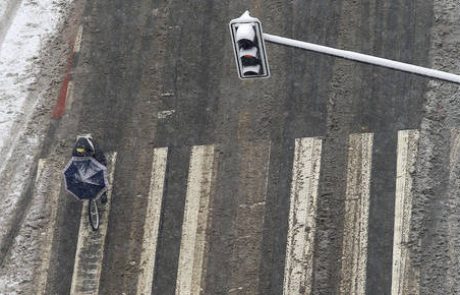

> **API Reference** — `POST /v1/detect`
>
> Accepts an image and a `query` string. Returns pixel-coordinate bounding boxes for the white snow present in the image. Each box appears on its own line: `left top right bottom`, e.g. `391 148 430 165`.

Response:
0 1 8 20
0 0 74 293
0 0 68 172
0 0 18 42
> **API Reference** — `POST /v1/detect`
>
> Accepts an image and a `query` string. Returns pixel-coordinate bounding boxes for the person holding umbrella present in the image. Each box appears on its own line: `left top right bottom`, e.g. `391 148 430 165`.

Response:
71 134 108 203
63 134 110 230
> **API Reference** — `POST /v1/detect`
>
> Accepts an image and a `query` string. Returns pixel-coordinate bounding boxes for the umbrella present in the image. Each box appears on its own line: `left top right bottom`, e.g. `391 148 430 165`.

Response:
63 156 109 200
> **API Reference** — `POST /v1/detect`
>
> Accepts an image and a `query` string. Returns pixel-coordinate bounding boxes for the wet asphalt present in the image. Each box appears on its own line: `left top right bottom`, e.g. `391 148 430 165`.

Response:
42 0 441 294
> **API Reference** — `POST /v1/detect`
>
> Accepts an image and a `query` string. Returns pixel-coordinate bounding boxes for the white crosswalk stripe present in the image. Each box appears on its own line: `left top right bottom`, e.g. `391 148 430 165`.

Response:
175 145 217 295
33 157 64 295
70 152 117 295
283 137 322 295
391 130 420 295
137 147 169 295
339 133 373 295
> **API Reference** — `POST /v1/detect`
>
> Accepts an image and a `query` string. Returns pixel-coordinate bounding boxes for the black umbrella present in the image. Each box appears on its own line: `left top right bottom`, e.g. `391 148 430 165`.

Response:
63 157 108 200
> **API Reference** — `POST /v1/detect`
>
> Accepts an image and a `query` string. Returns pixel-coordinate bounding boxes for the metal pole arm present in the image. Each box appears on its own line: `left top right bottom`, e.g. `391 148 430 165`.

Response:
263 33 460 85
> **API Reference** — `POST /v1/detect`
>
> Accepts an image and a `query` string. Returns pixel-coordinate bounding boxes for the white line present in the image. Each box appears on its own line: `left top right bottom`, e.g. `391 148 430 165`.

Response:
35 158 46 183
283 137 322 295
70 152 117 295
65 81 74 111
73 25 83 53
136 147 168 295
391 130 419 295
34 158 64 295
339 133 373 295
176 145 216 295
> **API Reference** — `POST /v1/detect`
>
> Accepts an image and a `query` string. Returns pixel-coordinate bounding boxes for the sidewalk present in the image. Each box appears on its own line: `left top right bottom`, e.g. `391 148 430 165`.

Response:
0 0 77 293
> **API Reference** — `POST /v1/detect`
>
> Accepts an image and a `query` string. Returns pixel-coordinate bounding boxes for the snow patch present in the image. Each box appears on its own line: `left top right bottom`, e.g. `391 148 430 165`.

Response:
0 0 75 293
0 0 72 171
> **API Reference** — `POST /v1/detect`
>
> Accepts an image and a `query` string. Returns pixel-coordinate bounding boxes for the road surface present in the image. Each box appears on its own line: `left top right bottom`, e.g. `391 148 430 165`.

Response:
15 0 460 294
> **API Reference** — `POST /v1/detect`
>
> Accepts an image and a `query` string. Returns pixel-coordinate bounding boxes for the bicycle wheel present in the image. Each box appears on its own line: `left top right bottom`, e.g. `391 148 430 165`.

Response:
88 199 100 231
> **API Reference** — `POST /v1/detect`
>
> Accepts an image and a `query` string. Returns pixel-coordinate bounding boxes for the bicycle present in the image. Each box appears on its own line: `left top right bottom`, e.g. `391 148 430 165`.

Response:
88 192 107 231
88 198 100 231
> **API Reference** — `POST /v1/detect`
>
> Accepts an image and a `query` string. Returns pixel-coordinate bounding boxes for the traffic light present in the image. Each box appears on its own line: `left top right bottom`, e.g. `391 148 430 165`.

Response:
229 11 270 79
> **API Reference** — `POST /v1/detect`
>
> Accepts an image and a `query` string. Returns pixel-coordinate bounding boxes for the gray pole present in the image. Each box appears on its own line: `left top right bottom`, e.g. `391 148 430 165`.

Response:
263 33 460 85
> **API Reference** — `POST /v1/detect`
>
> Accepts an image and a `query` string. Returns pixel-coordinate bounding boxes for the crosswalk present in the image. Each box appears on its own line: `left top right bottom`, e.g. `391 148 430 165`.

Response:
391 130 420 295
137 147 168 295
33 130 426 294
175 145 216 295
33 158 64 295
70 152 117 295
283 137 322 295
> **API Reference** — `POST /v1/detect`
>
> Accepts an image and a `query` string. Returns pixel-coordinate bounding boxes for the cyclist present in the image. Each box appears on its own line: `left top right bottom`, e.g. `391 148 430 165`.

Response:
72 134 108 203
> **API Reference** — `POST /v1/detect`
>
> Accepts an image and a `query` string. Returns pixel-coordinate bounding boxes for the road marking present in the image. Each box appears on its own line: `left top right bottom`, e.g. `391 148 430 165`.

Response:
136 147 168 295
52 24 82 119
157 109 175 119
229 141 271 293
73 25 83 53
52 66 72 119
175 145 216 295
339 133 373 295
65 81 74 111
283 137 322 295
34 158 64 295
35 158 46 182
391 130 420 295
69 152 117 295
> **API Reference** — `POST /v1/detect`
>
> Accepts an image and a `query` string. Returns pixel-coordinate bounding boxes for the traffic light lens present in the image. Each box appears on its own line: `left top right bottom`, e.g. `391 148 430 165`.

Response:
244 71 258 76
241 55 260 67
242 65 261 76
238 39 256 50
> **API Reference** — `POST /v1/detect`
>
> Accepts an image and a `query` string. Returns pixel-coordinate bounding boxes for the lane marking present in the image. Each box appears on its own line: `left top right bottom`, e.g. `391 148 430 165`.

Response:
73 25 83 53
391 130 419 295
175 145 216 295
35 158 46 183
283 137 322 295
34 158 64 295
65 81 74 111
52 24 82 119
70 152 117 295
339 133 373 295
52 62 72 119
136 147 168 295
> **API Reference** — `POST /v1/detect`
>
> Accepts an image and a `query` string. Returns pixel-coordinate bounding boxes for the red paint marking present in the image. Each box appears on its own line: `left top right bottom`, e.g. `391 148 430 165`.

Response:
51 24 85 119
52 44 75 119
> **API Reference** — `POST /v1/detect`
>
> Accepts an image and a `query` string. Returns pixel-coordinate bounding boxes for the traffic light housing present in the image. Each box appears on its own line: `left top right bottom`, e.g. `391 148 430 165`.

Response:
229 11 270 79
